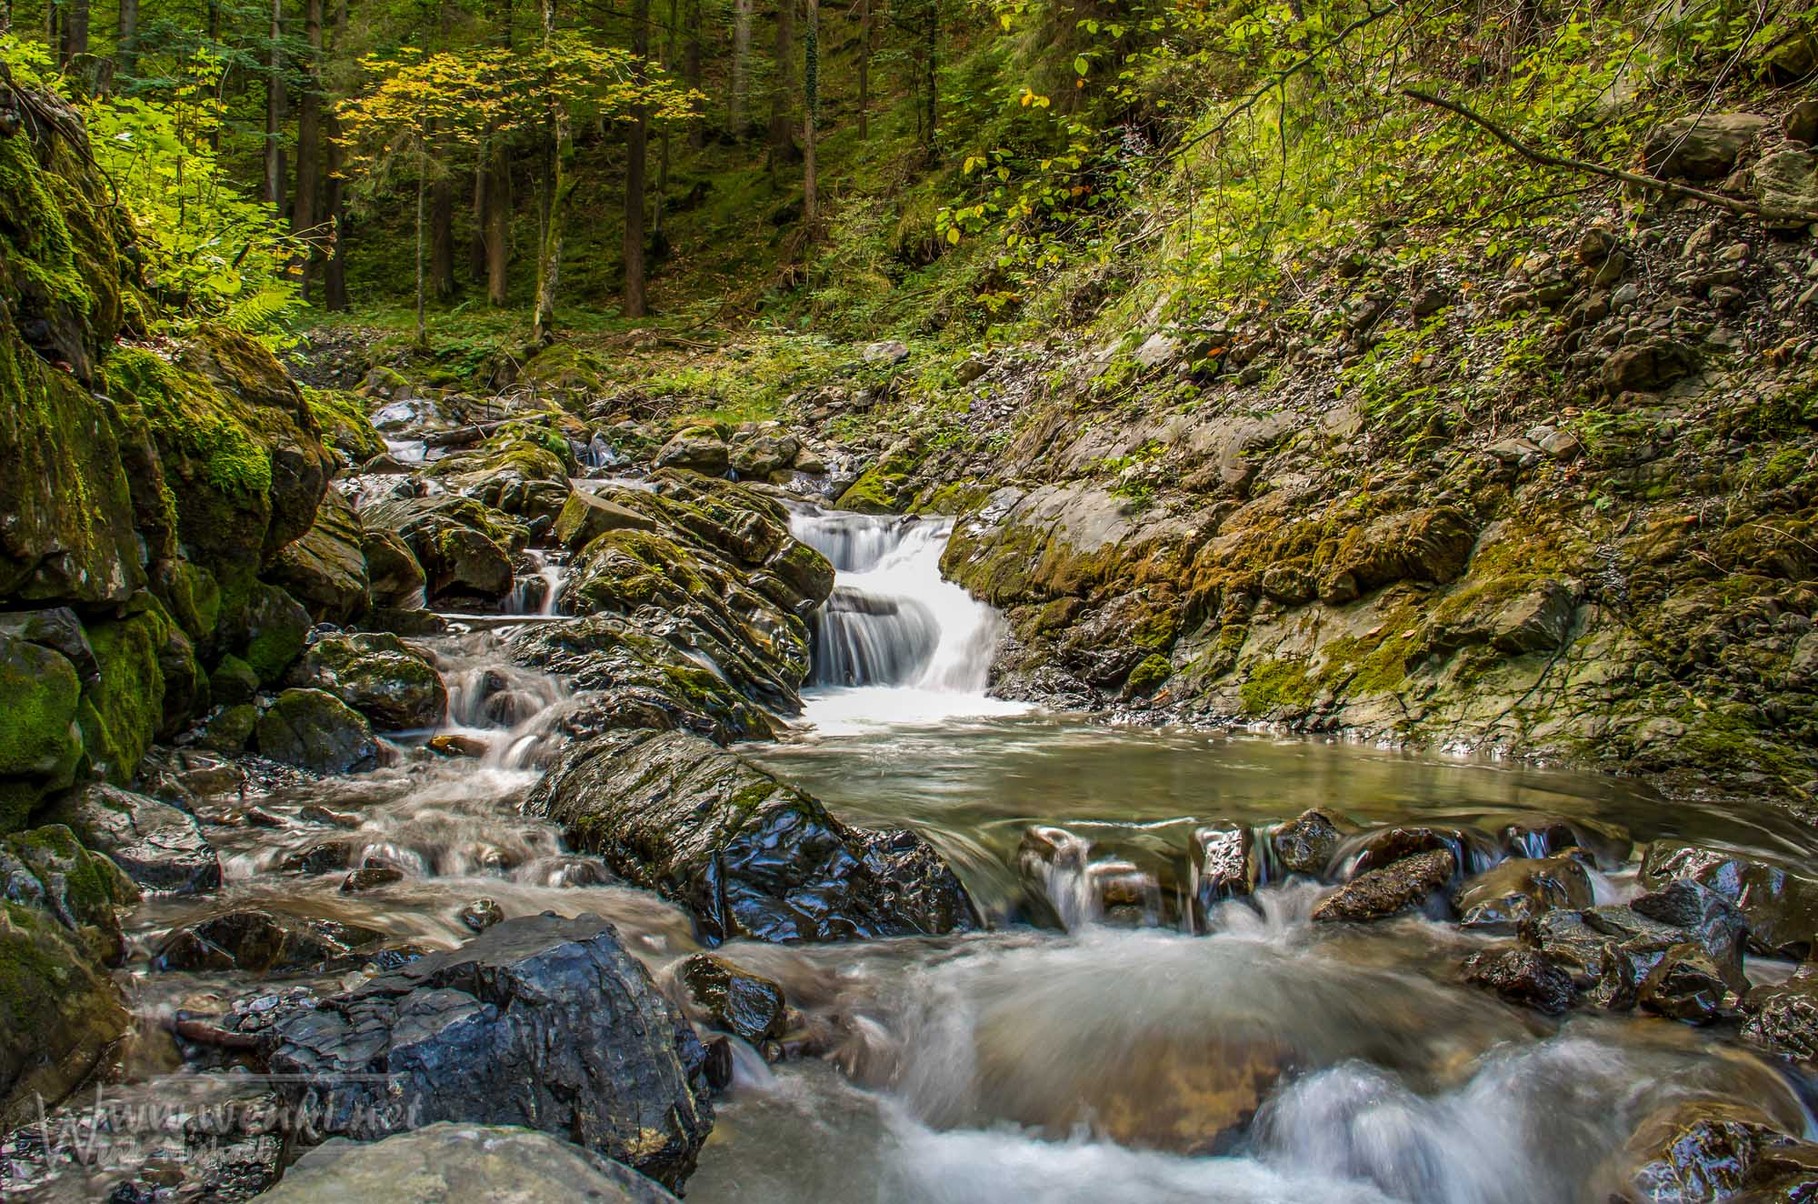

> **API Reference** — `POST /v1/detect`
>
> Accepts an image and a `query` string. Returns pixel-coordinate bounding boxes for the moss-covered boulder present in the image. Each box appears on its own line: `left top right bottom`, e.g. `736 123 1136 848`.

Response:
553 490 657 551
75 600 175 785
361 526 427 609
425 431 574 523
304 387 384 465
0 632 84 830
235 581 312 685
0 902 130 1129
288 632 446 731
272 486 370 624
361 495 526 606
255 688 380 774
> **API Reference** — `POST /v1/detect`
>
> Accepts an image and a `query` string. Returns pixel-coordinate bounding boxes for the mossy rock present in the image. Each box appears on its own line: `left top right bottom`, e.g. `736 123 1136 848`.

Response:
210 653 262 707
1126 653 1174 696
0 633 83 829
255 688 380 775
289 632 447 731
75 603 171 785
361 527 427 609
156 559 223 649
0 902 130 1130
304 387 385 465
834 464 912 514
196 703 260 752
271 486 370 625
237 582 312 685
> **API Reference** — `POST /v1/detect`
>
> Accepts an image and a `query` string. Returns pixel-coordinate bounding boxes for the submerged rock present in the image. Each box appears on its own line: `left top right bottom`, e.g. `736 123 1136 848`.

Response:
288 631 446 730
1313 848 1456 923
152 907 386 974
677 952 788 1044
252 1123 676 1203
267 913 714 1190
1453 853 1593 933
47 782 221 896
1461 946 1576 1015
526 729 976 944
255 688 380 774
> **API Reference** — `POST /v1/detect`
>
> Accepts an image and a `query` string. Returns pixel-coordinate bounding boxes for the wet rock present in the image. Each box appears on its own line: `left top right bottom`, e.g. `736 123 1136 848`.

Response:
289 631 446 730
677 952 788 1044
152 907 386 974
553 489 658 550
0 634 86 829
1531 904 1690 1010
1313 848 1456 923
1461 946 1576 1014
47 783 221 896
653 427 731 476
253 1122 677 1203
1454 854 1593 933
1630 879 1749 990
1344 826 1479 879
361 526 427 608
1601 337 1697 395
1638 943 1741 1023
428 732 489 758
196 702 259 752
729 432 800 478
1498 816 1631 868
271 485 370 625
267 913 714 1190
1644 112 1770 180
361 495 526 605
279 841 353 875
255 688 380 775
1742 965 1818 1068
527 729 976 945
1268 809 1341 877
1192 823 1259 916
236 581 313 685
341 864 405 893
1615 1099 1805 1204
458 897 503 932
1639 842 1818 957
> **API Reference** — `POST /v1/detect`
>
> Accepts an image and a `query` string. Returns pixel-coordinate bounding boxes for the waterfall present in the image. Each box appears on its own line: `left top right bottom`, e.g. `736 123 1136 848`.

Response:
789 509 1025 729
508 549 568 617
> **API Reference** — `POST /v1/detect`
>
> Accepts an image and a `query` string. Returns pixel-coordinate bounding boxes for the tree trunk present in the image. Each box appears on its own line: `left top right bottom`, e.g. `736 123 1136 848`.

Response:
292 0 322 300
768 0 794 174
684 0 703 148
921 0 937 164
486 141 510 305
265 0 285 207
730 0 753 134
469 166 488 282
415 157 428 348
654 0 678 242
802 0 817 233
856 0 870 141
532 0 567 341
622 0 650 318
116 0 138 77
59 0 88 67
431 177 456 299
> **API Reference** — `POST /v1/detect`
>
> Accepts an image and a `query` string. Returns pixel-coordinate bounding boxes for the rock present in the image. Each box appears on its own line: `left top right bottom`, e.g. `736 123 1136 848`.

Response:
457 897 503 932
553 489 658 550
1454 854 1594 932
1576 226 1619 265
255 688 380 774
252 1123 677 1203
271 486 370 624
1134 333 1181 370
1602 337 1697 395
862 340 910 366
196 703 259 752
653 428 731 477
1786 99 1818 146
1638 842 1818 957
1268 809 1341 877
152 907 386 973
1313 848 1456 923
1488 580 1578 654
0 631 84 829
279 840 353 875
1616 1100 1805 1204
267 914 714 1190
237 581 313 685
1192 823 1258 916
341 864 405 892
424 437 574 523
1752 148 1818 224
1630 879 1749 990
361 495 525 605
288 631 447 730
47 783 221 896
1644 112 1770 180
1742 965 1818 1067
526 729 976 944
361 526 427 608
729 433 800 478
1637 942 1741 1023
1461 946 1576 1014
211 653 262 706
429 732 489 758
1344 826 1478 879
676 952 788 1043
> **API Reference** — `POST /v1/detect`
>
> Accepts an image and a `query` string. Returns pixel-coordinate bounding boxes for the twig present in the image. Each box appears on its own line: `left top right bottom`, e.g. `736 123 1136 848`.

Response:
1402 87 1818 222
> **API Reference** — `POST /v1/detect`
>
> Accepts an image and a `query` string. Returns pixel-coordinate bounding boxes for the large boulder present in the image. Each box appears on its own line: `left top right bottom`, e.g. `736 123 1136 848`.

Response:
653 427 731 476
361 495 526 605
254 688 380 774
271 486 370 624
361 526 428 609
0 631 85 830
553 490 658 551
525 729 976 944
1612 1099 1815 1203
1743 964 1818 1068
253 1124 677 1203
288 632 446 731
424 434 573 523
1644 112 1771 179
1640 842 1818 957
268 914 714 1190
46 783 221 896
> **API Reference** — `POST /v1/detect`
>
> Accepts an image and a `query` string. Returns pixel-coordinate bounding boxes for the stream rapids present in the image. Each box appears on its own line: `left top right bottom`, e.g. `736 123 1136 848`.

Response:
113 507 1818 1204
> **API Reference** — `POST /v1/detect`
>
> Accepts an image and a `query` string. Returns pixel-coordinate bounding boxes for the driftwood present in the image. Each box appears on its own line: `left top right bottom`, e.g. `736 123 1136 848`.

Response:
421 419 516 450
1402 87 1818 224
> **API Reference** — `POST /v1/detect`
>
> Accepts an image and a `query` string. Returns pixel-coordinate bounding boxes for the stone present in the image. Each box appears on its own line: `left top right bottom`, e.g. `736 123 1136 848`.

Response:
255 688 380 775
1454 854 1594 932
729 433 800 478
457 896 503 932
361 495 525 605
1488 581 1579 654
341 864 405 893
1742 966 1818 1068
210 653 262 706
361 526 427 608
1752 149 1818 224
1617 1100 1803 1204
553 489 658 550
1786 99 1818 146
152 907 385 973
251 1123 677 1203
1312 848 1456 923
1134 333 1182 369
288 631 447 730
1644 112 1771 180
677 952 788 1044
0 632 84 828
1602 337 1697 395
1268 810 1341 877
47 783 221 896
1638 842 1818 957
1461 946 1576 1014
653 428 731 476
1637 942 1741 1023
1630 879 1749 990
526 729 976 945
271 486 370 625
237 582 313 685
1345 826 1476 879
1192 823 1258 917
267 914 714 1190
862 340 910 366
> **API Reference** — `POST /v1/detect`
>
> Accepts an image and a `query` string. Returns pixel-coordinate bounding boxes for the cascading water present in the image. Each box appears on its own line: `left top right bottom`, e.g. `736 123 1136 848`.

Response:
790 509 1026 730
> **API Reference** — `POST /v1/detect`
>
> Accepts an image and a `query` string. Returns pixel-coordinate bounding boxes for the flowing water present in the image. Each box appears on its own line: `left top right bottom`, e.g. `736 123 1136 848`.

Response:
121 509 1818 1203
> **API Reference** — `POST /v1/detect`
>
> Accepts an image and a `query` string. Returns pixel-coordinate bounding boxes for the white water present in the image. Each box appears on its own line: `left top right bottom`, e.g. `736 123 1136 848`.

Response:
789 510 1027 733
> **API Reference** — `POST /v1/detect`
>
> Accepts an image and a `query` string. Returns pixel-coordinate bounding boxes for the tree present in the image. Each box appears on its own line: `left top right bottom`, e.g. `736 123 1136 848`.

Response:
292 0 324 299
621 0 649 318
767 0 793 173
730 0 753 132
802 0 817 231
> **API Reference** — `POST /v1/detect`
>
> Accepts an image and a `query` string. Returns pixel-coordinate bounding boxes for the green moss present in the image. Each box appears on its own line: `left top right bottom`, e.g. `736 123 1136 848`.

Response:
0 635 83 798
0 901 129 1128
1126 653 1174 696
74 607 169 784
239 582 311 684
1238 656 1318 715
0 133 93 315
304 387 384 463
104 346 273 498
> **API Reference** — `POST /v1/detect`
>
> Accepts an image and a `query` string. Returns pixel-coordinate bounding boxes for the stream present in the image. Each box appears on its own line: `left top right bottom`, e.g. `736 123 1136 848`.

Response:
123 506 1818 1204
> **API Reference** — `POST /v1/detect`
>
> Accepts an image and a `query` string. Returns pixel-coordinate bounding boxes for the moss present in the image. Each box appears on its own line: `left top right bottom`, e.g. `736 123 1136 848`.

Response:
105 346 274 498
239 582 311 685
304 387 384 463
74 606 169 784
1238 657 1318 715
835 464 913 514
1126 653 1174 696
0 901 129 1128
0 132 94 316
0 634 83 796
